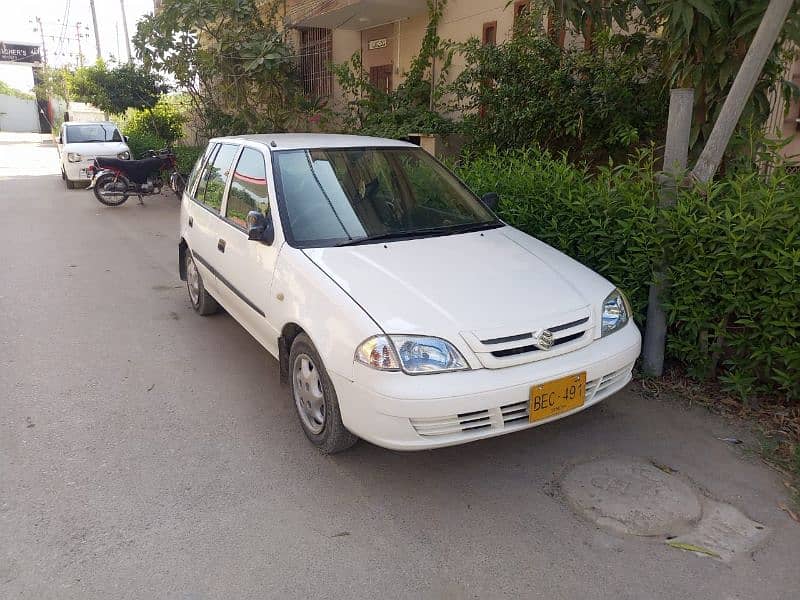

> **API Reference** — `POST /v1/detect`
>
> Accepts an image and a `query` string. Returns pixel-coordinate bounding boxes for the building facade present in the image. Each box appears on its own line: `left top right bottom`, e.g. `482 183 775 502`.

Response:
282 0 544 109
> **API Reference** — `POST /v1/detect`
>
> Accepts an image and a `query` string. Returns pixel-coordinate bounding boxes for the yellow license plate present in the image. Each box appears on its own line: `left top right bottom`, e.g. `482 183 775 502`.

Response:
529 372 586 422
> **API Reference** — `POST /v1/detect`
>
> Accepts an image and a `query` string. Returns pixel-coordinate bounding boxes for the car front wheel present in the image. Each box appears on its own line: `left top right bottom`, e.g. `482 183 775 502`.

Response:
289 333 358 454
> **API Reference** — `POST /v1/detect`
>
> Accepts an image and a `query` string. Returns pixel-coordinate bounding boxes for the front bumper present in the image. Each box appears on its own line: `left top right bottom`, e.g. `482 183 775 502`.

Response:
331 322 641 450
63 159 95 182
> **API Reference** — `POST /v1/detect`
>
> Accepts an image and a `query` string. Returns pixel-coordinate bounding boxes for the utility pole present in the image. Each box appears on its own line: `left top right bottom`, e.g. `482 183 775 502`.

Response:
89 0 102 60
34 16 48 67
75 22 84 67
119 0 133 63
691 0 794 183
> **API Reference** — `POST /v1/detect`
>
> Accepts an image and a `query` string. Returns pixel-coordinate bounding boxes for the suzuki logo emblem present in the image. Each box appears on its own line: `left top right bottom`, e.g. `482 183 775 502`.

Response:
534 329 554 350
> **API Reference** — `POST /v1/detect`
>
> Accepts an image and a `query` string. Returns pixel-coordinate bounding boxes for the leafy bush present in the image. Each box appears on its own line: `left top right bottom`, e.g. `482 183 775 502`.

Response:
456 148 800 401
120 97 187 159
173 145 203 175
124 131 166 160
333 0 455 139
451 20 667 161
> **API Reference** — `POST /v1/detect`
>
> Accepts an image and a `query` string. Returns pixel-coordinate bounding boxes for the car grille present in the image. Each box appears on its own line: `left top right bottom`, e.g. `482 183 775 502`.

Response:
409 363 633 438
461 307 594 368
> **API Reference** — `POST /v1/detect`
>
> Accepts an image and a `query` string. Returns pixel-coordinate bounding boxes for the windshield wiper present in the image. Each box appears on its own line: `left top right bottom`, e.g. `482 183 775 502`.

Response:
335 221 500 247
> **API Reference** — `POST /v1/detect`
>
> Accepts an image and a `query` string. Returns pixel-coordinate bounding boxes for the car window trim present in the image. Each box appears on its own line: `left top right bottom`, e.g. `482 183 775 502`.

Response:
269 145 501 249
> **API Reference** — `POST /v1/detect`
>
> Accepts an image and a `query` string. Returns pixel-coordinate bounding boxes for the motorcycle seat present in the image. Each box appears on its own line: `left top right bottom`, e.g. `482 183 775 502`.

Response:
95 157 166 184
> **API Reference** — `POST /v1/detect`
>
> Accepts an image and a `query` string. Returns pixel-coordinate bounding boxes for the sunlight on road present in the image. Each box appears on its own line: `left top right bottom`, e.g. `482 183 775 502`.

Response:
0 132 61 179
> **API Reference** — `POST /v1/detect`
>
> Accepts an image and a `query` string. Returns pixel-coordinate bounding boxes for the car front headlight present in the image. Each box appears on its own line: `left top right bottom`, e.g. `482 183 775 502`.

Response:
67 152 82 162
601 289 630 337
117 151 130 160
355 335 469 374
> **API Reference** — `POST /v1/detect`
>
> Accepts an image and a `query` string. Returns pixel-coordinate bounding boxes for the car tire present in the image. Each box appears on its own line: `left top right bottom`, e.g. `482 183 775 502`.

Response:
61 168 66 180
66 178 76 189
185 252 219 316
289 333 358 454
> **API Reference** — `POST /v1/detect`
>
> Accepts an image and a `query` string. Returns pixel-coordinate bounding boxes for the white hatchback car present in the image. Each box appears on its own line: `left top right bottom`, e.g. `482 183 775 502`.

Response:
58 121 131 188
179 134 641 453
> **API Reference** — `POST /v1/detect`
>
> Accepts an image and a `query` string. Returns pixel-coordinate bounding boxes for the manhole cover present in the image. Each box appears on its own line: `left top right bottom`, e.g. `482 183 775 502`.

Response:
562 458 702 537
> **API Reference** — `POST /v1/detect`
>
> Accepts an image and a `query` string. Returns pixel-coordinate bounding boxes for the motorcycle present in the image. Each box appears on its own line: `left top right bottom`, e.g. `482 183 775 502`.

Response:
88 148 185 207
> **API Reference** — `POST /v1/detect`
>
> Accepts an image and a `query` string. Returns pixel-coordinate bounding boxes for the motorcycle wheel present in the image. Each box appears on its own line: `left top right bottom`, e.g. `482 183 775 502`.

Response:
94 174 129 207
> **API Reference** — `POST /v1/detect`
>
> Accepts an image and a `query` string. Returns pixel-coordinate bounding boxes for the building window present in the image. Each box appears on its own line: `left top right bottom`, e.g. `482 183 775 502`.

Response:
299 27 332 98
482 21 497 46
513 0 530 23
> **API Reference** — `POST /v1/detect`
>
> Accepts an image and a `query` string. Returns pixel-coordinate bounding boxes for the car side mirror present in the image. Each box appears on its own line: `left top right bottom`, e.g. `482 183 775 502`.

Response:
481 192 499 211
123 135 128 142
247 210 275 245
58 134 63 144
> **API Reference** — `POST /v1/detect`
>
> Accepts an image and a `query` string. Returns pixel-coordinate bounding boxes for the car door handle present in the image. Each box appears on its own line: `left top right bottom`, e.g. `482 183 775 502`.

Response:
188 216 193 227
217 238 226 253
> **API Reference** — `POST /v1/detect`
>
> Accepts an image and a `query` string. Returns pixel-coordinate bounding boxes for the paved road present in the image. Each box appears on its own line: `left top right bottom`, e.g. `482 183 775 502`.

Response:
1 132 798 599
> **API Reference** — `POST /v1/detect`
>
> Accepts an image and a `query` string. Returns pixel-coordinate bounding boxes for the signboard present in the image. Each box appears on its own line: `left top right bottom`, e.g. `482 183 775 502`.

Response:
0 41 42 66
368 38 387 51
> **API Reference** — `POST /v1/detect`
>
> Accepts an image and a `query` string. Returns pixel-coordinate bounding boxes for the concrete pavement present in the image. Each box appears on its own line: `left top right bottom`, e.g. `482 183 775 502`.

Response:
1 132 798 599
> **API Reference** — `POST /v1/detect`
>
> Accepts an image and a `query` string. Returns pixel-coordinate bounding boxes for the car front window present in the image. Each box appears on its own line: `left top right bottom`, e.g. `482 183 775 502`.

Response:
273 147 499 248
65 124 121 143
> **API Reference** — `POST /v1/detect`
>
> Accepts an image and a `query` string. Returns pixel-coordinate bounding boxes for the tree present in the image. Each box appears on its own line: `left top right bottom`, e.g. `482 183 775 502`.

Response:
133 0 314 137
32 66 71 104
557 0 800 159
69 60 166 114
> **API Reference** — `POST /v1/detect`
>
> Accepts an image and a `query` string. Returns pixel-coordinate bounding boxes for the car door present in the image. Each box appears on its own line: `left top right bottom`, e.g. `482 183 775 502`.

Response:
214 145 282 354
184 142 240 298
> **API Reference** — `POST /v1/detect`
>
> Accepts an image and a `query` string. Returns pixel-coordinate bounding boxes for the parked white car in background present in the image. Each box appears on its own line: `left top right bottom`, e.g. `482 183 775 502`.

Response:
58 121 130 189
178 134 641 453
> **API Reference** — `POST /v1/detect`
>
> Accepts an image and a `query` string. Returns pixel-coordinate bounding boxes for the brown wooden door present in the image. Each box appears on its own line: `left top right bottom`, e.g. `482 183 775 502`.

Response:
369 65 393 94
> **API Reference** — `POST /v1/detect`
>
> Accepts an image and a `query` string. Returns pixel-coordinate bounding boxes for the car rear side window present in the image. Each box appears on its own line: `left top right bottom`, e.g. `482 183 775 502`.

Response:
186 143 216 199
225 147 269 230
198 143 239 212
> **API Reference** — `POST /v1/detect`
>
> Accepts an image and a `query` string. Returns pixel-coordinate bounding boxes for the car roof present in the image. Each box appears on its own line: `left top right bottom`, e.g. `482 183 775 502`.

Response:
209 133 416 150
63 121 118 127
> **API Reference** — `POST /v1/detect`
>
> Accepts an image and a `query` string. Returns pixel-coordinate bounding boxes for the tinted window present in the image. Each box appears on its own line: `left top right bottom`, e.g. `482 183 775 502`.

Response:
273 147 496 247
65 124 121 143
194 144 219 203
199 143 238 212
225 148 269 229
186 144 216 198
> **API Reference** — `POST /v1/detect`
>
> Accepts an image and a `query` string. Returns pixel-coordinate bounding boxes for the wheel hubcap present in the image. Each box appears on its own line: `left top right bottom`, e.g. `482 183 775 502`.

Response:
293 354 326 434
187 257 200 306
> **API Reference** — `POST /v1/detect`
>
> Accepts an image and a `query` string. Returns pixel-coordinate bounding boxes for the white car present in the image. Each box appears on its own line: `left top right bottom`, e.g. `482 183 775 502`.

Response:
58 121 131 188
179 134 641 453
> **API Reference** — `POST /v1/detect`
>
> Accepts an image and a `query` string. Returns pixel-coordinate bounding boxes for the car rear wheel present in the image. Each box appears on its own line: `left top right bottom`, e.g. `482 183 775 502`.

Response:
290 333 357 454
65 177 76 189
185 252 219 316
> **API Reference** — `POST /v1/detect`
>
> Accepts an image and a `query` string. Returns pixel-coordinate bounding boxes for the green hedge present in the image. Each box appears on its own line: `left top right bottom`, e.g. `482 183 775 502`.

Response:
173 145 203 175
456 148 800 401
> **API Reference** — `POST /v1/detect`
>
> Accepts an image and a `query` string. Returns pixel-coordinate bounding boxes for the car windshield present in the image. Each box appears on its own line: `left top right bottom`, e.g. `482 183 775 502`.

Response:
273 147 500 247
65 124 122 143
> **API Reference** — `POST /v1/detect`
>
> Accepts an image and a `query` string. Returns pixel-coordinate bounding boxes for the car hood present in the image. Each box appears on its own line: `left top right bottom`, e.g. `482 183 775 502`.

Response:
302 225 615 336
63 141 129 157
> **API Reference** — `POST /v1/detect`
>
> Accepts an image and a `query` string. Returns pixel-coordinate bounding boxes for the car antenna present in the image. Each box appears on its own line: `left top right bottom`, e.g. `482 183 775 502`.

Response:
270 140 277 148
